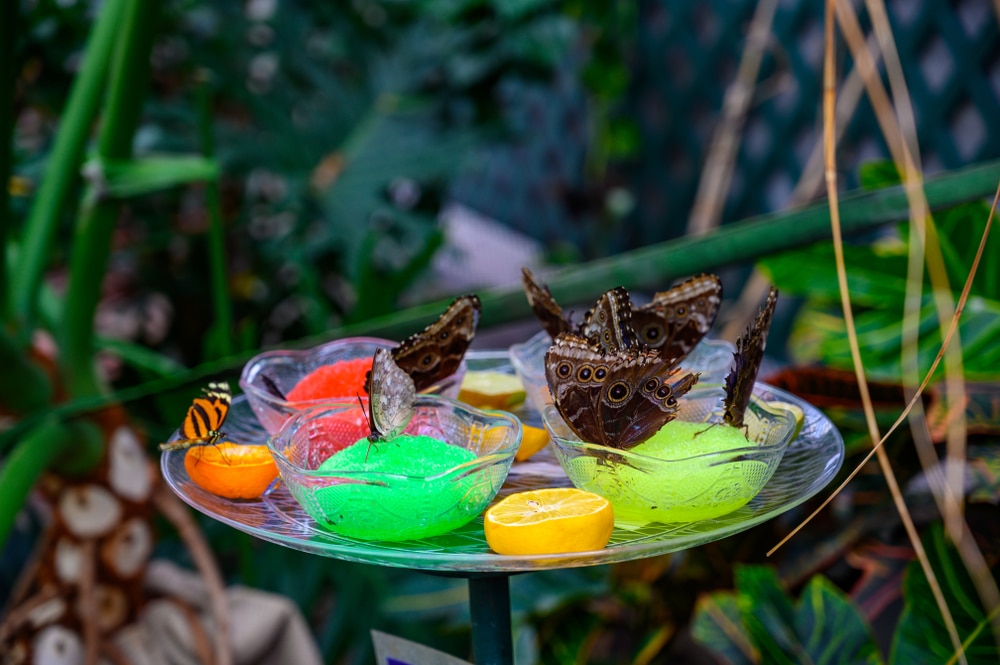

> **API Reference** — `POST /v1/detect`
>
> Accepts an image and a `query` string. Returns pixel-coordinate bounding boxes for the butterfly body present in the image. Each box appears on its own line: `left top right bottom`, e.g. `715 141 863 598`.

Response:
390 294 481 393
160 382 232 452
545 334 700 450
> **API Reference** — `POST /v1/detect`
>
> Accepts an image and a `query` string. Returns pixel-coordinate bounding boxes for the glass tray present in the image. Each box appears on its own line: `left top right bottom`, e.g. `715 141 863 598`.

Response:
161 351 844 573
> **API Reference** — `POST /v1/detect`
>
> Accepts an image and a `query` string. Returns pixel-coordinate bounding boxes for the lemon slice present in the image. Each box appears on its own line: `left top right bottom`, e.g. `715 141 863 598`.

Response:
515 424 549 461
458 371 527 409
484 488 614 555
768 400 805 438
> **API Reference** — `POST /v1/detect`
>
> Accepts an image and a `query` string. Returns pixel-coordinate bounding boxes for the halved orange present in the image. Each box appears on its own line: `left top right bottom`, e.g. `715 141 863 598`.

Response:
484 488 614 555
185 442 278 499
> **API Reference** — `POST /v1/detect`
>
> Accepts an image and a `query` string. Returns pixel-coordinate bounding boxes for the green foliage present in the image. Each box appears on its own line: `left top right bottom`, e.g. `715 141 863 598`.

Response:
692 566 882 665
891 524 1000 665
758 161 1000 381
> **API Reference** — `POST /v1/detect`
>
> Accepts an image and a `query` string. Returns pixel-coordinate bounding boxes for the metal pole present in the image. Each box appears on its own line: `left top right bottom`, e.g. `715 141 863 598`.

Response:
468 573 513 665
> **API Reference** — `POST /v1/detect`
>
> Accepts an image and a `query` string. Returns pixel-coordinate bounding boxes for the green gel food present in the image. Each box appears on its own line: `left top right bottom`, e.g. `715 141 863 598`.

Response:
567 421 772 524
307 434 482 541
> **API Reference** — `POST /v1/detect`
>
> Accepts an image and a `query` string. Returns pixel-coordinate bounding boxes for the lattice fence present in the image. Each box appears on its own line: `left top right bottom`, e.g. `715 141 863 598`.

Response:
451 0 1000 257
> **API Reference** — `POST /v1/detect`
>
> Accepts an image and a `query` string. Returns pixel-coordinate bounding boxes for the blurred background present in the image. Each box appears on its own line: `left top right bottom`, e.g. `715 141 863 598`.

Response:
5 0 1000 663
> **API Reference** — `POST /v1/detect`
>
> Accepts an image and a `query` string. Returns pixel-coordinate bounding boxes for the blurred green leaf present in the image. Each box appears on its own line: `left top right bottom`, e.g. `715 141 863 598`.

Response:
89 155 219 198
890 523 1000 664
692 567 883 665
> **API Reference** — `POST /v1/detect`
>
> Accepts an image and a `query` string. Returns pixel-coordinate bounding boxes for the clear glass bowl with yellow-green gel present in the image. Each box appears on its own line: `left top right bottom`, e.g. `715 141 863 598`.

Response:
267 397 521 541
542 386 797 524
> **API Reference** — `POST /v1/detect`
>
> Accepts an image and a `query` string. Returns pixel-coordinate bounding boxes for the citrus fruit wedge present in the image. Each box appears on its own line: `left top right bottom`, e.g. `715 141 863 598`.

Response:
185 442 279 499
458 371 527 409
515 424 549 462
484 488 614 555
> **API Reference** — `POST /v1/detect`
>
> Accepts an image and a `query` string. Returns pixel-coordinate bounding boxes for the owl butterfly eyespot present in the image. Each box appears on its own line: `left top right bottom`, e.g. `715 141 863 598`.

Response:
723 286 778 429
387 294 481 393
631 273 722 360
365 348 417 445
545 333 700 450
160 381 232 452
578 287 641 354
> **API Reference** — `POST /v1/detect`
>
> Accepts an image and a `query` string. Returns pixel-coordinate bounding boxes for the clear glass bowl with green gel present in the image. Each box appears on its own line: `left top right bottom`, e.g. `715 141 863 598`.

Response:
542 386 797 524
267 397 521 541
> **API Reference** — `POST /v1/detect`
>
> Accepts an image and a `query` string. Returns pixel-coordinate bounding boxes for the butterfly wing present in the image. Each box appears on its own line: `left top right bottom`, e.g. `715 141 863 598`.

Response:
367 348 417 442
392 294 481 393
160 381 232 451
545 334 700 450
632 273 722 359
579 287 641 353
521 266 573 339
723 286 778 429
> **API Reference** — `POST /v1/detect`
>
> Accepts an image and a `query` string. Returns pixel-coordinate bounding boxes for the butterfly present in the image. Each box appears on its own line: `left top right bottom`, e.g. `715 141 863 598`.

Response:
631 273 722 359
578 287 641 354
390 294 481 393
722 286 778 430
521 266 574 339
159 382 232 452
544 333 701 450
364 348 417 445
523 267 720 360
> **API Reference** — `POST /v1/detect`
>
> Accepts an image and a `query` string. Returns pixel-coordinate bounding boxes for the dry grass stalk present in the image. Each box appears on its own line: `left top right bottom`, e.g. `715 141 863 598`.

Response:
687 0 778 237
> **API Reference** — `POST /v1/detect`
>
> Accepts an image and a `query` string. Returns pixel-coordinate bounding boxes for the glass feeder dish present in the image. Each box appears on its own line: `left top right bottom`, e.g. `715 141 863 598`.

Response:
240 336 467 434
267 397 521 542
542 386 797 524
509 331 736 414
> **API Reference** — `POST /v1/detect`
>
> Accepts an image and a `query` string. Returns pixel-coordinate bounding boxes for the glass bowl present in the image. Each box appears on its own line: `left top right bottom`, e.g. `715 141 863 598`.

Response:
240 336 466 434
510 331 736 414
267 396 521 541
542 386 797 524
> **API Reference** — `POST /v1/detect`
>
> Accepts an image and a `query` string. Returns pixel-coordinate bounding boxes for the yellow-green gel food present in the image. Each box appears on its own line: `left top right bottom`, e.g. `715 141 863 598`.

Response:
570 421 771 524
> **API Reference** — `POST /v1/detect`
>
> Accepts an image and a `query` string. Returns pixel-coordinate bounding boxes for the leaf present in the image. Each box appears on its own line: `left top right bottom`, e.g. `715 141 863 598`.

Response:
890 523 1000 665
692 567 883 665
691 592 758 665
87 155 220 198
97 337 186 377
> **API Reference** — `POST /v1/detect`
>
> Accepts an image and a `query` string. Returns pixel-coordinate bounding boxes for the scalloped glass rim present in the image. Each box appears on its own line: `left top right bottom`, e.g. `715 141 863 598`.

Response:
240 335 394 408
267 396 522 483
239 335 467 434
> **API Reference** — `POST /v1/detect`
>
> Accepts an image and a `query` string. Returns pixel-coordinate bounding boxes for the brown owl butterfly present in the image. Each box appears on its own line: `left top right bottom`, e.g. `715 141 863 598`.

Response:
521 266 573 339
522 267 639 352
545 333 701 450
723 286 778 429
578 287 640 353
389 294 481 393
631 273 722 359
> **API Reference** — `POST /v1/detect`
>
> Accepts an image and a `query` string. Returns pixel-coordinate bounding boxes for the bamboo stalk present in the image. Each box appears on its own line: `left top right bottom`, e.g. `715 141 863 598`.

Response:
0 0 16 319
59 0 161 398
196 70 233 358
11 0 125 335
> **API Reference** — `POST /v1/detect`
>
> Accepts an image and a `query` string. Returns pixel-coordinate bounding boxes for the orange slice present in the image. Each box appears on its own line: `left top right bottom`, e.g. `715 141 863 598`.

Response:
185 442 278 499
484 488 614 555
515 424 549 462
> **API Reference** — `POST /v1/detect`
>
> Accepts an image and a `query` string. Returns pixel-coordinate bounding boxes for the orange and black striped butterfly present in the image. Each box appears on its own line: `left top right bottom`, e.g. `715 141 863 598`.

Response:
159 381 232 452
